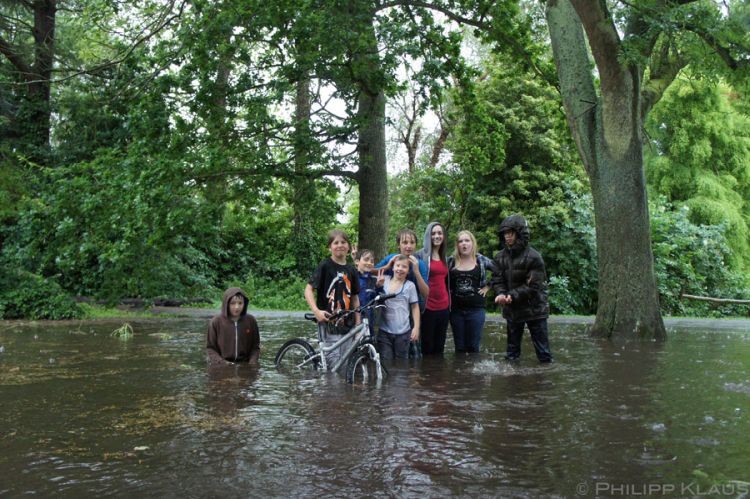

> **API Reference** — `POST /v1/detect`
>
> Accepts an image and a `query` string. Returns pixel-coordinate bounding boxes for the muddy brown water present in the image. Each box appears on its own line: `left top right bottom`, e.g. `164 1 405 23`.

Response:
1 314 749 497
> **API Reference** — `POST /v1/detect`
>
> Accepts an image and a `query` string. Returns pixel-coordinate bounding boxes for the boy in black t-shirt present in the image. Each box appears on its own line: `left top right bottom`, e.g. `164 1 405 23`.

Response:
304 229 360 368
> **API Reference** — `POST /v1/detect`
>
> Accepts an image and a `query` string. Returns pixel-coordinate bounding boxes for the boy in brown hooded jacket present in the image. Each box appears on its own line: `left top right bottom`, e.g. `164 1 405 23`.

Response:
206 287 260 365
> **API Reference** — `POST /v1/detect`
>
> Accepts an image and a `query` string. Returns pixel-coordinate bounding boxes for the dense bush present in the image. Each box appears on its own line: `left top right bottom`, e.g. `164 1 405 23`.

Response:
0 268 82 320
651 200 749 317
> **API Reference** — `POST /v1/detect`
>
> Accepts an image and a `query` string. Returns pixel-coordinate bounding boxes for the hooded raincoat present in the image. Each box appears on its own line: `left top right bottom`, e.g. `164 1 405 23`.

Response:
206 287 260 364
490 215 550 322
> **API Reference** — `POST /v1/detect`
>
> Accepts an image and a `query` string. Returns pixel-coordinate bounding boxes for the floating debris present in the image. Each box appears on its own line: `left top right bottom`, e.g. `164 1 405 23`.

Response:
112 323 134 340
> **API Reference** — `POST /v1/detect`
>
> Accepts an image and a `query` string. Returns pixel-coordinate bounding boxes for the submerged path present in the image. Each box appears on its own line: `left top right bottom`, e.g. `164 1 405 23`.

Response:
150 306 750 331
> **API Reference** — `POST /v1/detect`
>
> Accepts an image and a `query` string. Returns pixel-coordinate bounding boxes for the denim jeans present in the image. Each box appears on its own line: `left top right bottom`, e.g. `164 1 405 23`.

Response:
449 307 486 353
505 318 552 362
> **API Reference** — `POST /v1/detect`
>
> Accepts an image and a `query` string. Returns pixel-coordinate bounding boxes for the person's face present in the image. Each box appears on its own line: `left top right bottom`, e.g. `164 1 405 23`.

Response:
431 225 444 249
228 294 244 319
330 236 350 259
357 254 374 273
398 235 416 256
393 259 409 278
504 230 517 247
457 234 473 256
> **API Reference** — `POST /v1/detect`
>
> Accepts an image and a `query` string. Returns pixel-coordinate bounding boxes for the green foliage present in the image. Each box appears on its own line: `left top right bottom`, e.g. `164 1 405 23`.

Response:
646 77 750 274
389 53 596 314
0 268 82 320
243 275 308 311
650 198 749 317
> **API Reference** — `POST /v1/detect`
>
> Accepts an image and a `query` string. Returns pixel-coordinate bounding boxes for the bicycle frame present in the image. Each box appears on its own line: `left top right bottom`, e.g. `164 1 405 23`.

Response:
309 293 395 374
277 293 396 380
316 320 368 372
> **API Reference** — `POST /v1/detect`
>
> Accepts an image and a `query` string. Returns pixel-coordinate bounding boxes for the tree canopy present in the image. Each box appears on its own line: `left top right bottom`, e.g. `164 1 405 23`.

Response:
0 0 748 323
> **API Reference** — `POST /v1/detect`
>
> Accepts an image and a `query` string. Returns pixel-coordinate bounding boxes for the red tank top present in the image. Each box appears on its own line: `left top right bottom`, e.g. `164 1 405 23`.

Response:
425 258 450 310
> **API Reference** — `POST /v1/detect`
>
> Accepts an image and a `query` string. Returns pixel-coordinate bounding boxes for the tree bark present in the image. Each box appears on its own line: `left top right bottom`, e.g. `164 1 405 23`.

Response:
290 73 320 274
351 15 389 260
356 86 389 260
0 0 56 158
546 0 666 339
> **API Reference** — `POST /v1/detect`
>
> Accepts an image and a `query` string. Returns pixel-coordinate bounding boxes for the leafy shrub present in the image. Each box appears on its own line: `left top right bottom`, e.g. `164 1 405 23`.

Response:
650 199 749 317
0 269 82 320
234 275 308 311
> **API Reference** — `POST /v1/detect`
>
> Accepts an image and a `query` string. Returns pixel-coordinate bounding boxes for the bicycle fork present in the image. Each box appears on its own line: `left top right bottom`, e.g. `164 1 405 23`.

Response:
364 342 385 381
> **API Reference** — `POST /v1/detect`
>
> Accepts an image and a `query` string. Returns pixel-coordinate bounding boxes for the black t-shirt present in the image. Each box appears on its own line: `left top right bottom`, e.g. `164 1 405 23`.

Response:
309 257 361 318
449 265 485 309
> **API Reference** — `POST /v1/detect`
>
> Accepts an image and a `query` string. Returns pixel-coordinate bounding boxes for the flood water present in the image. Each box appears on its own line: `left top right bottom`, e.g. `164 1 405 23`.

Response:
1 313 749 497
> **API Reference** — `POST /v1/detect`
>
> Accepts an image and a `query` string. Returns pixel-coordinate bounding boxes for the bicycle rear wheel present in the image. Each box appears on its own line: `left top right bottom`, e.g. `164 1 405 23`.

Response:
275 338 319 372
346 347 386 384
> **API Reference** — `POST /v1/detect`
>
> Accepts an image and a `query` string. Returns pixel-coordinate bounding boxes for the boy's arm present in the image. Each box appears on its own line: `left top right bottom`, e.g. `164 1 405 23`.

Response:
206 319 227 364
375 254 395 270
352 294 361 325
305 283 329 322
411 257 430 298
490 254 508 295
410 302 421 341
247 316 261 365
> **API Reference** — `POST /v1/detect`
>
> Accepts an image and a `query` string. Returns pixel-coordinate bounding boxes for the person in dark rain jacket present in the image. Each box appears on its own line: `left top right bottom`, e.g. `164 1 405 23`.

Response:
206 287 260 365
491 215 552 363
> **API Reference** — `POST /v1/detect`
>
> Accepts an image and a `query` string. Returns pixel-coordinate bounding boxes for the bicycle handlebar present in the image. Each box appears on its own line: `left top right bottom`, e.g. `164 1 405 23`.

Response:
304 292 398 323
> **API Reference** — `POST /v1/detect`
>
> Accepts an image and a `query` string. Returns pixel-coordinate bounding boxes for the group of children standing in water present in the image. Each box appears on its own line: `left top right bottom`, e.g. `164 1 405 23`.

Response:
207 216 553 368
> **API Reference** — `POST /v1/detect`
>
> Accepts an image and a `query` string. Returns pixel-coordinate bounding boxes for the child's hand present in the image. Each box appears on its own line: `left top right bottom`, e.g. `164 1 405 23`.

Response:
494 294 512 305
376 268 385 287
410 328 420 341
408 255 419 269
479 285 490 297
313 309 331 322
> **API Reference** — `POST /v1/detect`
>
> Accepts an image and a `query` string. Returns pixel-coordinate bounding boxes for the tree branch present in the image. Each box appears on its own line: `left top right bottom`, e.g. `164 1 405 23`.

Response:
641 37 686 118
569 0 625 93
545 0 598 173
0 34 33 78
191 165 359 183
377 0 486 29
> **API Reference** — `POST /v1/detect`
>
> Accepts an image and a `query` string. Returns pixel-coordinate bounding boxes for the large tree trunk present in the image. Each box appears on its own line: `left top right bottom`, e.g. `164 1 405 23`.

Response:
356 87 389 260
0 0 56 159
352 16 388 260
29 0 55 153
546 0 666 339
290 74 320 274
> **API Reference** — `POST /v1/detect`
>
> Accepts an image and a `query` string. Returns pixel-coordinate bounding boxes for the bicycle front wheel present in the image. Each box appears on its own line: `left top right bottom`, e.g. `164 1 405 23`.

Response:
275 338 319 372
346 348 386 384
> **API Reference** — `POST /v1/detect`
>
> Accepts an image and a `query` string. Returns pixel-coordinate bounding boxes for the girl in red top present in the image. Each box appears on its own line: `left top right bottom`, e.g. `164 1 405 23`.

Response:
416 221 450 354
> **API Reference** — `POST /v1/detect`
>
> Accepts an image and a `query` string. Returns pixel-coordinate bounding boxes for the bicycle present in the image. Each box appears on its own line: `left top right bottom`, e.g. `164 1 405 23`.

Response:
274 293 396 384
